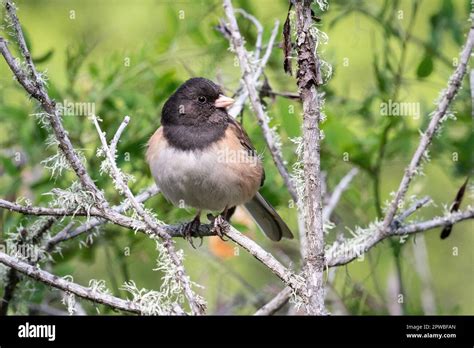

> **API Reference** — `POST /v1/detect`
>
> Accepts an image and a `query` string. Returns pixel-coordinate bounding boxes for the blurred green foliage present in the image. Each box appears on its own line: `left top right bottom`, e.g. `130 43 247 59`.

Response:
0 0 472 315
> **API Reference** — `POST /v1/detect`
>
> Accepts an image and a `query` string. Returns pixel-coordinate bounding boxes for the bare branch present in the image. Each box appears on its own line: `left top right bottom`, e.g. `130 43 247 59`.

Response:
391 196 432 229
294 0 326 315
254 205 474 313
381 24 474 231
327 207 474 267
0 197 305 298
225 227 303 292
29 303 71 316
0 251 142 315
0 4 106 204
46 185 160 249
254 287 292 315
235 8 263 60
227 21 280 118
0 199 87 216
5 192 470 302
223 0 297 202
4 1 41 87
92 115 205 315
110 115 130 156
323 168 359 221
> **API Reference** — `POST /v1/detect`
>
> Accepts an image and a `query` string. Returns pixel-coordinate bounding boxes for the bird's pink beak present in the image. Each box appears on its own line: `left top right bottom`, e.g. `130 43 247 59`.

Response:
214 94 235 109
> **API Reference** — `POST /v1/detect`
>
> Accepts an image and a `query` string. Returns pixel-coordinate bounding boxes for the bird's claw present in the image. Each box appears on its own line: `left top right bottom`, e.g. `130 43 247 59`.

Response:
182 219 202 248
211 215 229 241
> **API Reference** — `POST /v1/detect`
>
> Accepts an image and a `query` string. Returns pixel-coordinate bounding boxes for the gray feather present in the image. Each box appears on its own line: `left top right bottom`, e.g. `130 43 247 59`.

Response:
243 192 294 241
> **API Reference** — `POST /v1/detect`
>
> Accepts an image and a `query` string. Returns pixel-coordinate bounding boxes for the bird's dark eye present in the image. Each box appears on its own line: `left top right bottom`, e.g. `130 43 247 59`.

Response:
198 96 207 103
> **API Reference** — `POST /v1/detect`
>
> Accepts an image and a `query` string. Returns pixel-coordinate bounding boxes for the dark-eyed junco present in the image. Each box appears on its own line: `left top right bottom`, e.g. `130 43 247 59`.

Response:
146 77 293 241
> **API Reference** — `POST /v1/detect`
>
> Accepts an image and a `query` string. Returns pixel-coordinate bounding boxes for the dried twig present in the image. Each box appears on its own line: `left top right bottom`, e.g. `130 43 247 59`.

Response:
235 8 263 60
381 24 474 232
223 0 297 202
92 115 205 315
254 203 473 314
0 197 304 293
227 21 280 118
0 251 142 314
323 168 359 221
294 0 325 315
110 115 130 156
254 286 292 315
2 0 473 317
327 207 474 267
0 3 106 205
46 185 160 250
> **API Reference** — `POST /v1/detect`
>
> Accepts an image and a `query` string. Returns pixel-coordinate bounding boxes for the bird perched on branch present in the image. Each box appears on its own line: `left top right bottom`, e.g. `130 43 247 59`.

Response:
146 77 293 243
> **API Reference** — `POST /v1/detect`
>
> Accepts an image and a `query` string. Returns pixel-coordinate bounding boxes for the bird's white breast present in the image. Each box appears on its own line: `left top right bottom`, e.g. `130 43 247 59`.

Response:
147 127 262 212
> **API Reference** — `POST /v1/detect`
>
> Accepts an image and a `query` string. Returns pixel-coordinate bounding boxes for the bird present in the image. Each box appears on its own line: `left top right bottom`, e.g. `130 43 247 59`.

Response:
146 77 293 243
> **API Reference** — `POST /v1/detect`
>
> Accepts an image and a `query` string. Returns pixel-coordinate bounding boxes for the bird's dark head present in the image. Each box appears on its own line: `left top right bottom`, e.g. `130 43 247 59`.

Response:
161 77 234 127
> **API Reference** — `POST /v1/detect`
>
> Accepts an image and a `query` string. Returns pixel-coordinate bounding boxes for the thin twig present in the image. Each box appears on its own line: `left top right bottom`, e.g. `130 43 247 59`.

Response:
110 115 130 156
381 24 474 232
0 268 20 315
223 1 297 202
391 196 432 229
235 8 263 60
255 206 474 312
0 251 142 314
327 207 474 267
225 227 303 292
5 1 41 85
323 168 359 221
91 115 205 315
254 286 292 315
0 4 106 205
0 197 304 294
46 185 160 250
2 195 472 304
227 21 280 118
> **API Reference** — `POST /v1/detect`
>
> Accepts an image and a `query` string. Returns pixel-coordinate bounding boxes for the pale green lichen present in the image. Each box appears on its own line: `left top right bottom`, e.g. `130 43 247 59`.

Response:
61 275 77 315
121 239 206 315
315 0 329 11
44 181 97 217
96 144 136 194
88 279 111 296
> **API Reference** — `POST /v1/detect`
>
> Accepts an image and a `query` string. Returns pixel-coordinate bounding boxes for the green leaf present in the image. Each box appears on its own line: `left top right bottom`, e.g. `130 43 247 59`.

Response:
33 49 54 64
416 54 434 78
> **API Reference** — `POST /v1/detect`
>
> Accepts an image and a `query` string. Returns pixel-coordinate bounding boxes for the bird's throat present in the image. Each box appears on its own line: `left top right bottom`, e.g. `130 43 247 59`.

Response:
163 122 228 151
